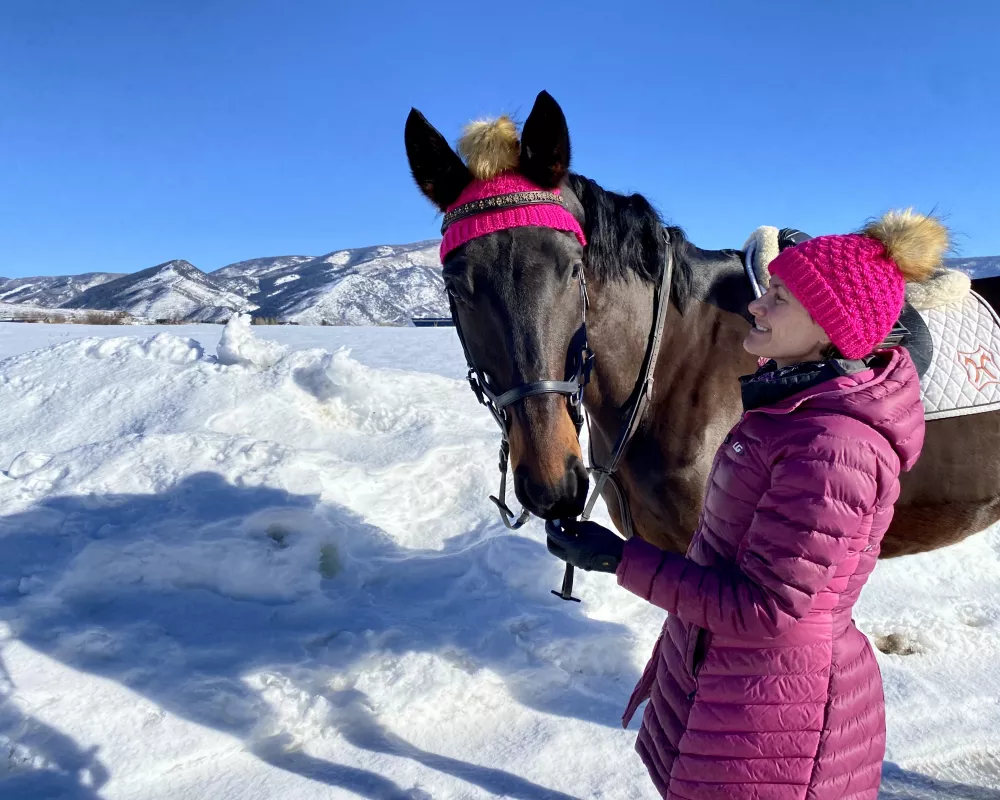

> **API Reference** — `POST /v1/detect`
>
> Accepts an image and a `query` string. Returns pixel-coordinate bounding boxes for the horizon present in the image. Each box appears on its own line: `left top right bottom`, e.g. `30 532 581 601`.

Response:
2 240 998 284
2 1 998 278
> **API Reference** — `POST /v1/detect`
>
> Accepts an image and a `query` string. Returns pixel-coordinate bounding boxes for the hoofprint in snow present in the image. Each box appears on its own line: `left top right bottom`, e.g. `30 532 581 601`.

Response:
0 318 997 800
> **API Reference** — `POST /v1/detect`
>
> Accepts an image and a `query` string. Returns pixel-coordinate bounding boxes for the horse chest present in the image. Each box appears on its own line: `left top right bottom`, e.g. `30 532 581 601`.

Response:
621 412 767 555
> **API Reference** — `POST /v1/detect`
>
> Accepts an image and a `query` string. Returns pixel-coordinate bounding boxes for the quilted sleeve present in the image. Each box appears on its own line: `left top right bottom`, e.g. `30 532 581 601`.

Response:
616 430 878 640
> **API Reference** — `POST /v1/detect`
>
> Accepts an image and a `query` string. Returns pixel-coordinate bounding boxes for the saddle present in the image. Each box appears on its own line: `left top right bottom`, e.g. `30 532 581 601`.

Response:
744 226 1000 421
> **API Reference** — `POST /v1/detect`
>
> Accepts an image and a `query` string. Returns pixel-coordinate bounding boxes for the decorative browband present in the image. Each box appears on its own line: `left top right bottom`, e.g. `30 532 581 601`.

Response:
441 191 567 234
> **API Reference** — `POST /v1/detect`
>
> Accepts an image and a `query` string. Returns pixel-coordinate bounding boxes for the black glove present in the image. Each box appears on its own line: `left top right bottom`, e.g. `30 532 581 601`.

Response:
545 519 624 573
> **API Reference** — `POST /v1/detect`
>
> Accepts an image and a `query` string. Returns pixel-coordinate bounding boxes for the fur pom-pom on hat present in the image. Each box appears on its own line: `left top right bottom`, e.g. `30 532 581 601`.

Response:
457 116 520 181
861 209 949 284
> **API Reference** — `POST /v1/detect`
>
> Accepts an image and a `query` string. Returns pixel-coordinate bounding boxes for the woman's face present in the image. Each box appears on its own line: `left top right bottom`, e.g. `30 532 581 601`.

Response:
744 276 832 367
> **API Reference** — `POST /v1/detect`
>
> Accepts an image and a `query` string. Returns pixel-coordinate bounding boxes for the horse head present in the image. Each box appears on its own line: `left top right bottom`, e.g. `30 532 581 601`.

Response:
404 91 590 521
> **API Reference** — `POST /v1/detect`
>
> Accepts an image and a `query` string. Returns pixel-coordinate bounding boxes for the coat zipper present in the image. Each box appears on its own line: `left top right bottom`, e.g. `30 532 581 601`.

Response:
686 627 709 700
684 418 742 703
684 378 863 702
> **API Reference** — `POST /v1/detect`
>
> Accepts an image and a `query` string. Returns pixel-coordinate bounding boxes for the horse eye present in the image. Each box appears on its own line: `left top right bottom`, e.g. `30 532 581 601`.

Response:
445 282 469 305
570 261 582 279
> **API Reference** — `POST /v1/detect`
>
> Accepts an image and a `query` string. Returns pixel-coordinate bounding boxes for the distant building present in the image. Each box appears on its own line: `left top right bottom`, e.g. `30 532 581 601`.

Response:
412 317 454 328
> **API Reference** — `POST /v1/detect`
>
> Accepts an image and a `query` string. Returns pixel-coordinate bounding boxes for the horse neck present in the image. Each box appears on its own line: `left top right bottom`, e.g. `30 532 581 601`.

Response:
584 240 755 465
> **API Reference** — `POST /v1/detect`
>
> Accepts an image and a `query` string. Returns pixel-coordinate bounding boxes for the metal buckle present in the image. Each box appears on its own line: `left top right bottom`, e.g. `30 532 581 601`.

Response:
880 321 910 349
581 347 595 385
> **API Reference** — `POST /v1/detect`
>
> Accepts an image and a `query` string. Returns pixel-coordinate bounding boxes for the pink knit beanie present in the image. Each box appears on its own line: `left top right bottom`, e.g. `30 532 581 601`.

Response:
440 172 586 262
769 211 949 359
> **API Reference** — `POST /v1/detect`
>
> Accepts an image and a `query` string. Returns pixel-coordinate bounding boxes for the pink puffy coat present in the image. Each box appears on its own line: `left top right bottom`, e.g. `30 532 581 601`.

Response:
617 348 925 799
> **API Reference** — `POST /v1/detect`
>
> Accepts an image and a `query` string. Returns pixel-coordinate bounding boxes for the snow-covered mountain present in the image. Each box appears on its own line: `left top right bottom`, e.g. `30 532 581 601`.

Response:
61 260 256 323
3 244 995 327
0 272 125 307
216 241 448 325
212 255 316 282
1 243 448 325
210 256 316 299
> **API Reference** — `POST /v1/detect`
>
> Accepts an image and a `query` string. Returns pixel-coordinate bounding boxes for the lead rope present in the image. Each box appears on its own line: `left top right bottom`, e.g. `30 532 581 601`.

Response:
552 230 674 601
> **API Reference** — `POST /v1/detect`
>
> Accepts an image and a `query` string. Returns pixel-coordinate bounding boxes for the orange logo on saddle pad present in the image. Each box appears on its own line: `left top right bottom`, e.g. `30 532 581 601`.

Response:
958 345 1000 391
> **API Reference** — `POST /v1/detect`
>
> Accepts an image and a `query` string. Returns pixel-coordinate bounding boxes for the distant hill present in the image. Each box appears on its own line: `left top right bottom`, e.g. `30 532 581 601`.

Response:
60 260 256 323
210 241 447 326
0 272 126 307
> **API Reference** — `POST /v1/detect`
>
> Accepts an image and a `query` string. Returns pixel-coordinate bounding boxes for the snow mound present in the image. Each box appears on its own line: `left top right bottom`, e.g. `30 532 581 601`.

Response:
217 313 288 369
86 332 204 364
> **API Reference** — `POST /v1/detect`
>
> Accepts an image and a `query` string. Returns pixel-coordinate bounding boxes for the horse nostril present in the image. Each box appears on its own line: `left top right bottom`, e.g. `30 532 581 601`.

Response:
512 457 590 521
512 465 545 514
564 455 590 515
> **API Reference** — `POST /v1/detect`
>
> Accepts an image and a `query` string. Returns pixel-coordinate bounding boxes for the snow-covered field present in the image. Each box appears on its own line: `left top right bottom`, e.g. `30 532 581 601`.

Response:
0 319 998 800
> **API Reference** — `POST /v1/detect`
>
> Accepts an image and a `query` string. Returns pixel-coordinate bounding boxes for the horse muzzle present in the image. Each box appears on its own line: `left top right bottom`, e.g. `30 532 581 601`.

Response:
513 454 589 521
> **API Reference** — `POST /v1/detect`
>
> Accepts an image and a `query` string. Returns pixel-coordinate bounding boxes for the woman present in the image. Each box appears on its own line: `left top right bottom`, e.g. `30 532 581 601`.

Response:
546 210 948 799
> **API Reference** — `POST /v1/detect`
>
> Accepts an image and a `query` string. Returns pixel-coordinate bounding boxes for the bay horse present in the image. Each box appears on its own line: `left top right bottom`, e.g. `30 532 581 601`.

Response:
404 91 1000 559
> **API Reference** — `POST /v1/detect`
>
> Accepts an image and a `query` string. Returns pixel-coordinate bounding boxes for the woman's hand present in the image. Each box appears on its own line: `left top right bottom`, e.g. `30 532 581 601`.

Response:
545 519 624 573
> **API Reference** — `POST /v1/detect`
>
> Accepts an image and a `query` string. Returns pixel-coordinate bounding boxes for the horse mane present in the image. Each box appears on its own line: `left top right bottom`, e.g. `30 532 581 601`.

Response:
566 173 692 310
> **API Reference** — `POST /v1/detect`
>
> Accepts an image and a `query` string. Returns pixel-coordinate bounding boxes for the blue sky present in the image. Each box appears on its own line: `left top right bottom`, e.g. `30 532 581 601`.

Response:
1 0 997 278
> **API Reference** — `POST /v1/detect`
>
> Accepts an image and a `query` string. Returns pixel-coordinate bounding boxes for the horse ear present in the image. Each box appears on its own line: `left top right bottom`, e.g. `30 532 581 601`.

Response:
405 109 472 211
519 91 571 188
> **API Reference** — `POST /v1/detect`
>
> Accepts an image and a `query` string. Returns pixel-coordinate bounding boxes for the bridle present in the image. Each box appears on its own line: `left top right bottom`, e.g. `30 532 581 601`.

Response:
445 196 595 530
442 189 674 601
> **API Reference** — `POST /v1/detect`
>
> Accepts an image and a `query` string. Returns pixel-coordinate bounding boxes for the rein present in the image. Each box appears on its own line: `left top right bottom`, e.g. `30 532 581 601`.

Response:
560 229 674 601
443 190 674 602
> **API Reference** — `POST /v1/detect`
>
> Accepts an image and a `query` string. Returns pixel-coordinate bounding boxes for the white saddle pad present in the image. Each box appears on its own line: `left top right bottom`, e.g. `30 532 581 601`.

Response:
919 291 1000 420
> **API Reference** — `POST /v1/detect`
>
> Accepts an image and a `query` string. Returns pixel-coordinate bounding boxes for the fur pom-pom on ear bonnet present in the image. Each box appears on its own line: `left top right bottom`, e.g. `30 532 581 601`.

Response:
769 209 951 359
439 115 585 262
457 116 520 181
